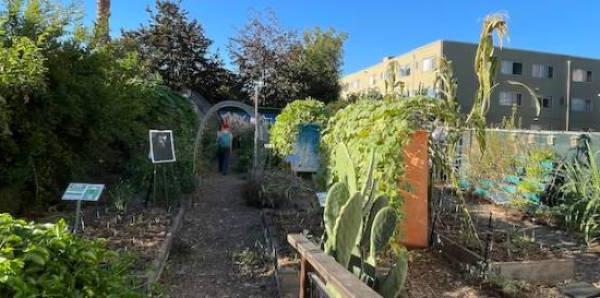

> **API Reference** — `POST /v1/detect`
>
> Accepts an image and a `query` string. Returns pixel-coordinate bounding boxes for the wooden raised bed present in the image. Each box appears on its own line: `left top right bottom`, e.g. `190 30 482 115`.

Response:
433 232 575 283
261 208 323 297
288 233 382 298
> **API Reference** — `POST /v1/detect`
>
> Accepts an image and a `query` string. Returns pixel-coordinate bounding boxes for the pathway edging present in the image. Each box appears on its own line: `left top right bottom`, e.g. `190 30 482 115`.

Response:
145 199 187 290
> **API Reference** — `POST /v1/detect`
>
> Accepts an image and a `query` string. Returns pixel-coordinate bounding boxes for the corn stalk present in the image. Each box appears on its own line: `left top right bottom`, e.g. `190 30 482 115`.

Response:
466 13 540 151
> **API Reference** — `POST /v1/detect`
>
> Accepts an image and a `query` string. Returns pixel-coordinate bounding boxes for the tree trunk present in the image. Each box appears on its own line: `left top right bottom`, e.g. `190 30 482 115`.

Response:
95 0 111 45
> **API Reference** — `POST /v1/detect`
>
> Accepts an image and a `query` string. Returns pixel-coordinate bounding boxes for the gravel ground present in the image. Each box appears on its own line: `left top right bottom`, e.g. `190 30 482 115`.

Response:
162 174 277 297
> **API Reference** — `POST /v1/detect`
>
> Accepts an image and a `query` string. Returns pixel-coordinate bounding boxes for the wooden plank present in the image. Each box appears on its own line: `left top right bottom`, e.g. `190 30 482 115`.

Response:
398 130 430 248
490 259 575 283
434 233 484 265
435 232 576 283
288 234 382 298
145 202 186 289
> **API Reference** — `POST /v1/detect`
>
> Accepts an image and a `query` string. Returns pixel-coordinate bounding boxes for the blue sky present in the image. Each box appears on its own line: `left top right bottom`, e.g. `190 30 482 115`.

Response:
81 0 600 75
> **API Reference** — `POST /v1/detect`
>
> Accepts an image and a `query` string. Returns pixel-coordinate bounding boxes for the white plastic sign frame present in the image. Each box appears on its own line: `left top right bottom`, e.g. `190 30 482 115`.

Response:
149 130 177 164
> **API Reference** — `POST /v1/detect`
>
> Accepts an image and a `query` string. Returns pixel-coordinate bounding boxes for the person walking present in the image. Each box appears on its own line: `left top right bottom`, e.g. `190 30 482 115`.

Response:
216 122 233 175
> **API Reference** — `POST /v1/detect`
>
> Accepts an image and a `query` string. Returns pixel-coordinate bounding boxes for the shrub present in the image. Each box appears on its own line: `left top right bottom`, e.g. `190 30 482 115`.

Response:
558 146 600 246
270 98 328 157
0 2 198 212
0 214 141 297
322 97 449 206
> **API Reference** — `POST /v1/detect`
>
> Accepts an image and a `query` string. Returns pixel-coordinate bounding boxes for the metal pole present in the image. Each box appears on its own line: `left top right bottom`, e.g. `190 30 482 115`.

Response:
73 200 82 233
253 85 259 174
566 60 572 131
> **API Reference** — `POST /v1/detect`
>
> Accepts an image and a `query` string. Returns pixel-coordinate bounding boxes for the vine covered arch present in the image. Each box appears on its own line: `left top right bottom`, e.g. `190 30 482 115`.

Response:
192 100 268 174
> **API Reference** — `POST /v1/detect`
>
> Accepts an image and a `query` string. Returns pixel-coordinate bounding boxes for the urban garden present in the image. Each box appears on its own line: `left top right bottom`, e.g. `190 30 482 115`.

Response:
0 0 599 297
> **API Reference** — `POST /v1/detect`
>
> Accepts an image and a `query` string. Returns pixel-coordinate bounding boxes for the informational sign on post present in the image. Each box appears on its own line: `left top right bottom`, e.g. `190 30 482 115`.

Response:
149 130 176 163
62 183 105 201
62 183 105 233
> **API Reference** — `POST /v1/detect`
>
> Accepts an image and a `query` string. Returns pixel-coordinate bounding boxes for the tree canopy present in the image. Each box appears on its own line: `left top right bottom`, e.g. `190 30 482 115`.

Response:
229 12 346 107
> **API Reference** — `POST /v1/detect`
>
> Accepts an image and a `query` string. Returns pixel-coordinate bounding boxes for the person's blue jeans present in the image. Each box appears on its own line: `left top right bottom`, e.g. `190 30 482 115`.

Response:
217 149 230 175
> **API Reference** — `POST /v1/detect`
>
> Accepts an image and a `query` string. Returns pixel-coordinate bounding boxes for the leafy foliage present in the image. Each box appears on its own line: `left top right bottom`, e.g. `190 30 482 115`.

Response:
229 11 346 107
291 28 347 102
0 1 197 213
0 214 141 297
270 98 328 157
323 97 451 205
123 0 240 102
558 145 600 246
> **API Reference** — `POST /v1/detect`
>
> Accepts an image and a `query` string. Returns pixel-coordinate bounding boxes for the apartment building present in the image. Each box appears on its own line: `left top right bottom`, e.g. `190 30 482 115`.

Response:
341 40 600 131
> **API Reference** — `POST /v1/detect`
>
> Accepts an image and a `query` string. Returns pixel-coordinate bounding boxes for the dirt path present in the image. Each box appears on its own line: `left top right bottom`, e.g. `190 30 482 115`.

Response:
162 173 277 297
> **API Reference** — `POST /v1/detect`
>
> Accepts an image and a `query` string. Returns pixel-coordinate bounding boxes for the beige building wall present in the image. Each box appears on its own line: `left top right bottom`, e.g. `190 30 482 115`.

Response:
341 40 600 131
341 41 442 98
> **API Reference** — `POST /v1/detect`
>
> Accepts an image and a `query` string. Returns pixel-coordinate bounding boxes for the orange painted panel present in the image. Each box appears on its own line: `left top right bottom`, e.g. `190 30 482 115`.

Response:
397 130 429 249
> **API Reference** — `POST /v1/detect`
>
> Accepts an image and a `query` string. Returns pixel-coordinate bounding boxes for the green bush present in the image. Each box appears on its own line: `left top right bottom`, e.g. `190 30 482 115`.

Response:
322 97 449 206
0 2 197 212
270 98 328 157
0 213 141 297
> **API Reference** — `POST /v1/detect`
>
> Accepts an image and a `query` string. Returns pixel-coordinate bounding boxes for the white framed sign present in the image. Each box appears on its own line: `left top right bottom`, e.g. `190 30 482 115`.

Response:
149 130 176 163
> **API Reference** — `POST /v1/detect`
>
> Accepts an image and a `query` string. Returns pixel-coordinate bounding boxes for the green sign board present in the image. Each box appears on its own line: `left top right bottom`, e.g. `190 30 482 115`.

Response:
62 183 105 201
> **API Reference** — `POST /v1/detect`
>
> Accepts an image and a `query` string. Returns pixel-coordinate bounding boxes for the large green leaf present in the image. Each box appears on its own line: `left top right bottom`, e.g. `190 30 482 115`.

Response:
333 192 362 268
360 196 389 254
376 249 408 298
368 207 397 265
335 142 358 194
323 181 350 253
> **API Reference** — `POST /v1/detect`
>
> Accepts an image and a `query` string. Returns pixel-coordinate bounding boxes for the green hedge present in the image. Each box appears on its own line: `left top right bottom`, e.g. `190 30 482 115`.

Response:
0 3 197 213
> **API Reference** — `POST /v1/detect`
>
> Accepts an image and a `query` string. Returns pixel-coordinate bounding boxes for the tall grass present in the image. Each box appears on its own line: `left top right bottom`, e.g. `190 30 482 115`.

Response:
559 145 600 246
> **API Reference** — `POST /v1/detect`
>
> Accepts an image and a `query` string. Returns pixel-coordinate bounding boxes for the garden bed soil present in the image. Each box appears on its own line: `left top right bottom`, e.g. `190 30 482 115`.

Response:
38 198 175 280
434 189 591 263
434 188 600 290
263 208 323 259
79 203 173 276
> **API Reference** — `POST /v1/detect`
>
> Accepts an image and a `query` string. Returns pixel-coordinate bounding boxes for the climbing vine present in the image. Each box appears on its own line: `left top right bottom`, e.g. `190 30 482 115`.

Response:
270 98 328 157
322 97 454 206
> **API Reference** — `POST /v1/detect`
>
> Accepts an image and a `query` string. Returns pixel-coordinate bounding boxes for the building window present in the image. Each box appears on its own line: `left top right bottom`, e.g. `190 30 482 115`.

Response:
499 91 522 106
398 65 411 77
532 64 553 78
501 61 512 74
425 87 436 98
573 69 593 82
542 96 552 108
422 57 435 72
369 75 376 86
512 62 522 75
571 98 592 112
501 61 523 75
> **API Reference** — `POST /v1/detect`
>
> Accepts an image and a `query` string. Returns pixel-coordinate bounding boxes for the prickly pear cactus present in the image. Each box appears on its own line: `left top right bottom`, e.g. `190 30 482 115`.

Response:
335 143 357 194
323 181 350 253
360 196 389 254
361 149 376 198
368 207 397 265
376 248 408 298
331 192 362 268
323 143 406 297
